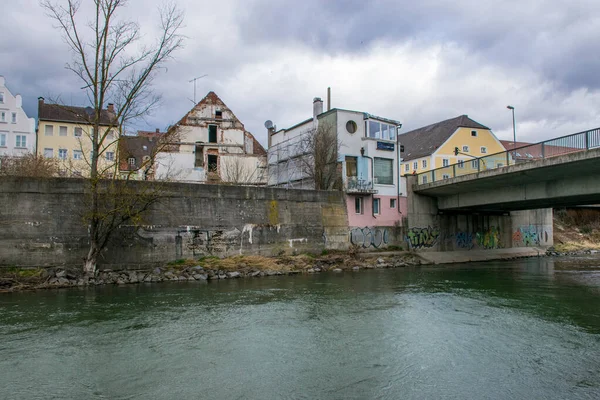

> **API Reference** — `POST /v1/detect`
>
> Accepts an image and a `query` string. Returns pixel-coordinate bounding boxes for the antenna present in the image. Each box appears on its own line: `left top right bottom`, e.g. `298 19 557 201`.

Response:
264 120 274 129
188 74 208 104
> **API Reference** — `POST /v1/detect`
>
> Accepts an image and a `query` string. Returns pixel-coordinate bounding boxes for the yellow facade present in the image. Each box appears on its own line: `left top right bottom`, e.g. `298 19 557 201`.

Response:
36 121 118 177
401 127 508 179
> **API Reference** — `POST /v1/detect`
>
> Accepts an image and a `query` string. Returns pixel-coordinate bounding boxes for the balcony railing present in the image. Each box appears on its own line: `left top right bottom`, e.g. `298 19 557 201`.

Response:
346 177 378 194
415 127 600 185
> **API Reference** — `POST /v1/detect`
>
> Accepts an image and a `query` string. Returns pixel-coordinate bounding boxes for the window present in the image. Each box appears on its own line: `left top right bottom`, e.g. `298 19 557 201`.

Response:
442 174 450 179
345 156 357 177
74 127 82 137
471 130 477 137
367 120 397 140
374 157 393 185
355 197 363 214
45 125 54 136
480 146 487 154
11 113 17 124
422 159 427 168
0 133 6 146
44 148 53 158
0 92 4 103
59 126 68 136
0 112 6 122
462 145 469 152
471 160 479 169
106 152 114 161
15 135 26 148
373 198 380 215
390 198 396 209
207 154 218 172
422 175 428 184
58 149 67 160
208 125 217 143
443 159 449 167
215 110 222 119
404 163 409 172
346 120 357 134
457 160 464 169
128 157 136 166
497 163 504 168
73 150 83 160
413 161 418 170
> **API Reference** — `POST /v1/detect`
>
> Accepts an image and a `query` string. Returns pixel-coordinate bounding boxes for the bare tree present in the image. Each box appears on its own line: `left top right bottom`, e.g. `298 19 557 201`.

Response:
299 122 342 190
0 153 60 178
220 155 265 185
42 0 184 275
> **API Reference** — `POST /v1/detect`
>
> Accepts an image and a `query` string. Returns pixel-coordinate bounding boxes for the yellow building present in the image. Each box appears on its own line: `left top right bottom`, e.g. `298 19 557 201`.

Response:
398 115 507 184
36 98 118 177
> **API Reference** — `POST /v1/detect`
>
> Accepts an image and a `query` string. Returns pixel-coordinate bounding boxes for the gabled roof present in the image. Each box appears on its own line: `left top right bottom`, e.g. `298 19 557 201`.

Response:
174 91 244 129
119 131 162 171
38 100 116 126
398 115 490 161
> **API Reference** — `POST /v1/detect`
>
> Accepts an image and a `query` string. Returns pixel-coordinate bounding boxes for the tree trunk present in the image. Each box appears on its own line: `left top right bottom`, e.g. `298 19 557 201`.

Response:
84 241 98 276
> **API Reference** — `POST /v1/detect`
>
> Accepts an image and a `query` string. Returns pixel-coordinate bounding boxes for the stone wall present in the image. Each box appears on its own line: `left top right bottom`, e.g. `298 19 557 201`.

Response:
0 177 349 269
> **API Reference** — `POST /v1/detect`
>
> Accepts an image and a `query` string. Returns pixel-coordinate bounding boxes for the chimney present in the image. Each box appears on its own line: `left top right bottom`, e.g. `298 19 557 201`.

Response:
38 97 45 105
107 103 115 113
327 87 331 111
156 128 160 133
313 97 323 119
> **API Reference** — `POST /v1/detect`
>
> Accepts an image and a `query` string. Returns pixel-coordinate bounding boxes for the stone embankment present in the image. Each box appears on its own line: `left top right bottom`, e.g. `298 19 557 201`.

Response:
0 254 422 292
546 248 600 257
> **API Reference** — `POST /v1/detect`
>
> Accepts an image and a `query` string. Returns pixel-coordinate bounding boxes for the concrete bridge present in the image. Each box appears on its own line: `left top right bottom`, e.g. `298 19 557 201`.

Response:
412 127 600 212
405 128 600 251
413 146 600 212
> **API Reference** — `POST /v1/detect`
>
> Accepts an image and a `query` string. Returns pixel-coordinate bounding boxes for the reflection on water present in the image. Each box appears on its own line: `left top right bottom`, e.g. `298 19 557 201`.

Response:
1 257 600 399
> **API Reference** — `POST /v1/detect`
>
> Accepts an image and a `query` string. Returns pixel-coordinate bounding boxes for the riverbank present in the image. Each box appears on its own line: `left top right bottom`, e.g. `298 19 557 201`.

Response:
0 252 424 293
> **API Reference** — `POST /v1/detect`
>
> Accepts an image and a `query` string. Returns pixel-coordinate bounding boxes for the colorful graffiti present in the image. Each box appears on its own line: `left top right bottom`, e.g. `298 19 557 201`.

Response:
513 226 550 247
455 231 474 249
406 226 440 249
455 227 502 250
350 227 390 248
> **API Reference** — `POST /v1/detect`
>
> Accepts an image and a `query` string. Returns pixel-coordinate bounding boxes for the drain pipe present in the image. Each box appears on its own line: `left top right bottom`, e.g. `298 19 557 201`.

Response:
360 147 375 216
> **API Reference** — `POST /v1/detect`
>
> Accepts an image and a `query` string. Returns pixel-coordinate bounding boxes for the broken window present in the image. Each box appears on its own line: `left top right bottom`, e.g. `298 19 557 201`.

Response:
208 125 217 143
215 110 222 119
194 145 204 167
207 154 218 172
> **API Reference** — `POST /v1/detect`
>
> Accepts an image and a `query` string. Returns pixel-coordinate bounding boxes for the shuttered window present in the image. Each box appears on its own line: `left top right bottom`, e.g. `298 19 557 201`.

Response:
374 157 393 185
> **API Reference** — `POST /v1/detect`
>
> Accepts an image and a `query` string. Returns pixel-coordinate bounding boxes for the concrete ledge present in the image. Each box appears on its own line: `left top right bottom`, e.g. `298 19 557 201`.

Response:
417 247 546 265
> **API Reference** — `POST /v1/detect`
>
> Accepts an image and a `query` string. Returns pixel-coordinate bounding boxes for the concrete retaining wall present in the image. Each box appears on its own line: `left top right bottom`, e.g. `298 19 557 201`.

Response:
0 177 350 269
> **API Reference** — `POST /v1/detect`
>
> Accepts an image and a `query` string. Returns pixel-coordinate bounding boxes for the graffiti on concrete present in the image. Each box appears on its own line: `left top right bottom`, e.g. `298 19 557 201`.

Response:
406 226 440 249
455 231 474 249
350 227 390 248
455 227 502 250
513 226 550 247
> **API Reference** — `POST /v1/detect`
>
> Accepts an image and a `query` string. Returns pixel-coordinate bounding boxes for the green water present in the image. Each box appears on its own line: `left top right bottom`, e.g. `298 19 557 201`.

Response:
2 257 600 399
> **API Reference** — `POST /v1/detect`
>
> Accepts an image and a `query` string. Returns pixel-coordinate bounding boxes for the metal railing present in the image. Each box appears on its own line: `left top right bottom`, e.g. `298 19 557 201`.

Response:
416 127 600 185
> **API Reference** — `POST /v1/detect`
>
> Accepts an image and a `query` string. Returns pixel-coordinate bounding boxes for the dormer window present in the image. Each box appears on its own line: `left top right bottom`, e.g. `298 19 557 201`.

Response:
215 110 222 119
128 157 136 166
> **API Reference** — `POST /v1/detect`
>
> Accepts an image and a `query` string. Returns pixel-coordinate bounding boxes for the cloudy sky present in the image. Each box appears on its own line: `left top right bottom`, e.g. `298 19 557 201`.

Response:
3 0 600 146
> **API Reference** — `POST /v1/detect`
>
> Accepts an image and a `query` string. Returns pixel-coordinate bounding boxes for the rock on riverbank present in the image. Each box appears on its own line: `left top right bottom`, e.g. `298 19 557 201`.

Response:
0 253 422 292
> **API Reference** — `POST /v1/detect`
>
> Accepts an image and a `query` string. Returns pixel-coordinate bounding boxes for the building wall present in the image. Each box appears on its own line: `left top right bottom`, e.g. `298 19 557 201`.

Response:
36 121 117 176
401 127 508 178
0 76 36 156
0 177 350 269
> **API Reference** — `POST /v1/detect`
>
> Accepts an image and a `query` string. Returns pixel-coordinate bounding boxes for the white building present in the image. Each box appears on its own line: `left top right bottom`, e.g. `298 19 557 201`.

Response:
268 97 408 227
156 91 267 184
0 76 36 156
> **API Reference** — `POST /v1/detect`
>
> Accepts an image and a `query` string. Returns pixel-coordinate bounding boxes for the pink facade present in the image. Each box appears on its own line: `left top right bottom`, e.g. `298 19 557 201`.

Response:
346 194 407 227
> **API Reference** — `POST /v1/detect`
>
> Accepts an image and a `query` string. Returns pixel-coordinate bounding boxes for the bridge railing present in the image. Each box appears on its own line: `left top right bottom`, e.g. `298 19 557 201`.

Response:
415 127 600 185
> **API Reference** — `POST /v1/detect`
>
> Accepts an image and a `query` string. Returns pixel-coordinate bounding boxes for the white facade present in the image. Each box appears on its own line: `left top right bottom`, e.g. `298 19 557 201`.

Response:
267 99 403 196
0 76 36 156
155 91 267 184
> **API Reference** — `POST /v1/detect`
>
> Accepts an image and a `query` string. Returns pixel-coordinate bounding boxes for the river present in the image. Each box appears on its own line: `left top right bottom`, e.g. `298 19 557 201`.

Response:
1 257 600 399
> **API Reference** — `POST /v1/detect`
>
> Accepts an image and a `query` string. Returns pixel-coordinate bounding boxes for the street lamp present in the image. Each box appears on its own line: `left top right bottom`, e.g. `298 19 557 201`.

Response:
506 105 516 152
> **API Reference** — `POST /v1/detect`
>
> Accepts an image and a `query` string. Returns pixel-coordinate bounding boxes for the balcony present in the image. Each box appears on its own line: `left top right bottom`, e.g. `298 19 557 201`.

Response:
345 177 378 195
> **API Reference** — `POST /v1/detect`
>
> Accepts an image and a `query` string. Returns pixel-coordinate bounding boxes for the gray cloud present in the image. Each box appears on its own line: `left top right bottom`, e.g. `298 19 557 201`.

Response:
3 0 600 148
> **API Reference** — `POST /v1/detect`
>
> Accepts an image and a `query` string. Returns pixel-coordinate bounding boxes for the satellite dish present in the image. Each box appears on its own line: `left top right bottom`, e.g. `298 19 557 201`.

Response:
264 120 274 129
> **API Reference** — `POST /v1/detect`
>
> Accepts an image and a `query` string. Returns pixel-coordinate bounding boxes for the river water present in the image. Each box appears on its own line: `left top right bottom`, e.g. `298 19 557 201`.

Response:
1 257 600 399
